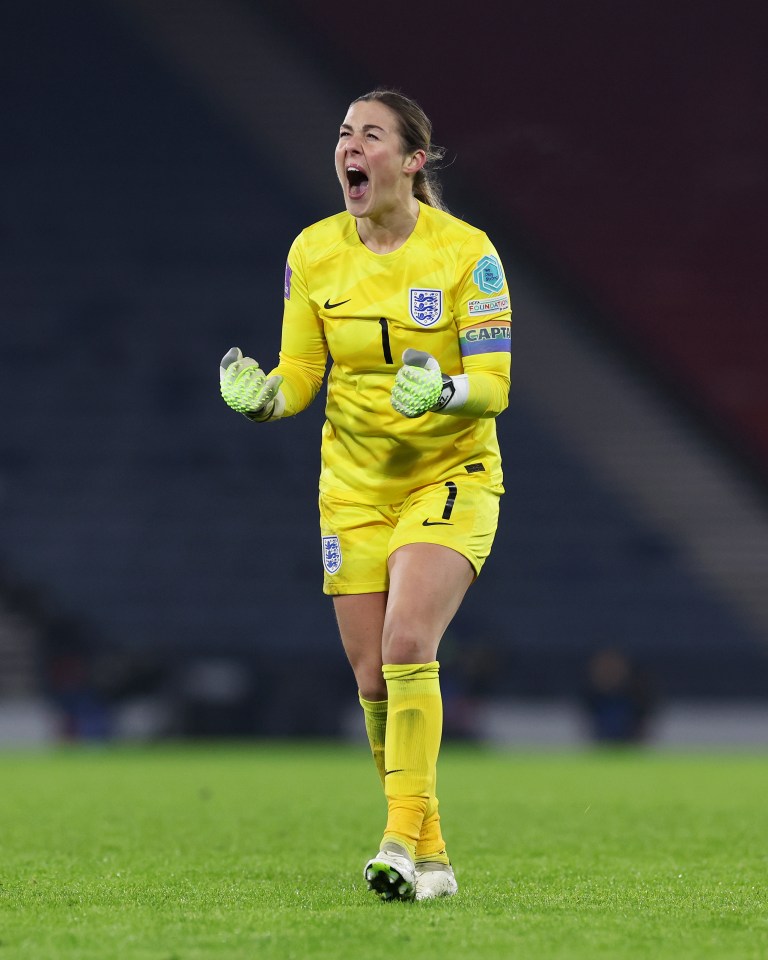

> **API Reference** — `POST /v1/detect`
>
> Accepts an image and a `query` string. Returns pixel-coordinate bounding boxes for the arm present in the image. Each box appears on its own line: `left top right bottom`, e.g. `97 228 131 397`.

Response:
267 238 328 417
390 347 510 420
435 350 510 419
220 236 328 421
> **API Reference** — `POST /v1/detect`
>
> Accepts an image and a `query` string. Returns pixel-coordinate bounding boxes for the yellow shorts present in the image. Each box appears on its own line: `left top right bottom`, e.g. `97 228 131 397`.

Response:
319 475 502 595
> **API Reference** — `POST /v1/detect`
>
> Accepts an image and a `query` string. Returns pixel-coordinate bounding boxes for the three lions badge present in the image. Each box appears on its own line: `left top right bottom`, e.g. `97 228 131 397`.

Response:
322 536 342 575
409 288 443 327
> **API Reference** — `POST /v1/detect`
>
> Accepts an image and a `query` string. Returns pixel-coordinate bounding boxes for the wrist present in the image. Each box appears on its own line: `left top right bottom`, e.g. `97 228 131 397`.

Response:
245 389 286 422
431 374 469 414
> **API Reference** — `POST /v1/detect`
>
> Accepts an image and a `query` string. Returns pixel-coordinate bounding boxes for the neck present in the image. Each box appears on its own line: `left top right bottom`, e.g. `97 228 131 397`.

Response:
356 197 421 254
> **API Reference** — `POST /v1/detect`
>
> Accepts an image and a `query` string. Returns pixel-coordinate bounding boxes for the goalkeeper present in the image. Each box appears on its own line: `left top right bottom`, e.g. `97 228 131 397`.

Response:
220 88 511 902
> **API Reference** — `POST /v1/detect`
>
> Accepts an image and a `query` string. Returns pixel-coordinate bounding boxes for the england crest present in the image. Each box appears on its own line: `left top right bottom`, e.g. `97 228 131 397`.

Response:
409 288 443 327
322 535 342 575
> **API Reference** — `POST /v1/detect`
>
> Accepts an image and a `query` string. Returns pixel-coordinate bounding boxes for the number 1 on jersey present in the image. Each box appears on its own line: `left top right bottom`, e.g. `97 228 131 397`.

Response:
379 318 393 364
442 481 458 520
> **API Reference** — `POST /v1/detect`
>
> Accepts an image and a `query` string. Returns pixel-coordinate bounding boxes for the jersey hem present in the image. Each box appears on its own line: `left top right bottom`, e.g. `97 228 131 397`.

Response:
318 471 504 506
323 578 389 596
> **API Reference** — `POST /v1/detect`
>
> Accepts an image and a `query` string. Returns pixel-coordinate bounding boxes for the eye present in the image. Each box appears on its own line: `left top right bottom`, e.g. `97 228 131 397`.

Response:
366 132 379 141
339 130 350 138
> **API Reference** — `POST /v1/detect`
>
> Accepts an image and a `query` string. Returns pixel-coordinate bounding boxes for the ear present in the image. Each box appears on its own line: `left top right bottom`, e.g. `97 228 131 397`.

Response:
403 149 427 175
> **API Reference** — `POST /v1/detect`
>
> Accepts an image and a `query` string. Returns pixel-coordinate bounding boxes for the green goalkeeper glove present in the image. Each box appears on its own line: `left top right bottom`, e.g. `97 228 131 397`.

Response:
220 347 284 421
390 348 462 418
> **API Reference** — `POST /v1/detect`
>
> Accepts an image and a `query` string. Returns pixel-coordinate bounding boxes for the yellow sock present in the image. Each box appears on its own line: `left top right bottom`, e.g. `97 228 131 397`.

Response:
380 661 442 860
359 692 450 863
358 693 387 785
416 800 450 865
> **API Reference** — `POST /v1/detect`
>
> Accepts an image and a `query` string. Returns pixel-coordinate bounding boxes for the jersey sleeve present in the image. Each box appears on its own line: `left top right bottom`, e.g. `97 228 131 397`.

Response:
268 235 328 417
451 235 512 419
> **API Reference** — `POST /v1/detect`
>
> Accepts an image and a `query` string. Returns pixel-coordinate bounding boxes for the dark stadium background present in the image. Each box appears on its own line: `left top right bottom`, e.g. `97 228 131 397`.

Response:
1 0 766 742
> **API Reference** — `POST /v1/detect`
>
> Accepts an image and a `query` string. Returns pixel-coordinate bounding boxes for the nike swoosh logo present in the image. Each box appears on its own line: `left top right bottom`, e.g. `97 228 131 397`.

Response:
422 520 453 526
324 298 351 309
385 769 405 776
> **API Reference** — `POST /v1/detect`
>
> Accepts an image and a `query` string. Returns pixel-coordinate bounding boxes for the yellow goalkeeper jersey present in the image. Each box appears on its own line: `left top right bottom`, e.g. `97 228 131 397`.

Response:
270 201 512 505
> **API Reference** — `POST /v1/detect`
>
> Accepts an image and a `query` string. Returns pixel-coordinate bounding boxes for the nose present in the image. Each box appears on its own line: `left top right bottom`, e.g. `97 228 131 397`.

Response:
343 131 364 153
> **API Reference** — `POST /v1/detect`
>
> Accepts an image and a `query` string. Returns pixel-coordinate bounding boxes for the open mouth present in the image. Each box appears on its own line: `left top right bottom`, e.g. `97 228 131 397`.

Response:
346 165 369 200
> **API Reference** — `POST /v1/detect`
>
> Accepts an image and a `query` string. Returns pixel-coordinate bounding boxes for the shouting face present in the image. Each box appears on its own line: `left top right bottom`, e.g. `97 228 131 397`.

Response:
335 99 425 221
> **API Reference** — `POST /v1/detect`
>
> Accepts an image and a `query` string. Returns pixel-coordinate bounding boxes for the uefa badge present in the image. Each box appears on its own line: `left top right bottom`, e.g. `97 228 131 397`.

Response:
409 288 443 327
472 255 504 295
322 536 342 575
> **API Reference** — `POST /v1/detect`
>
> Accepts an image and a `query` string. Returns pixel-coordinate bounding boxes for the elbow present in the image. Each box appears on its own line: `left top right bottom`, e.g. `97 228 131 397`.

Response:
481 373 510 418
487 394 509 419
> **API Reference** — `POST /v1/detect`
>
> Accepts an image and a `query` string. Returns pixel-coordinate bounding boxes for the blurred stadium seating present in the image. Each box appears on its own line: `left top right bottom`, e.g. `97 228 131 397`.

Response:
1 0 766 737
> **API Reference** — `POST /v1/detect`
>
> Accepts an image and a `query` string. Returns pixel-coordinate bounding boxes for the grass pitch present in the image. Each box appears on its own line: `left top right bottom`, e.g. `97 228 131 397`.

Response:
0 744 766 959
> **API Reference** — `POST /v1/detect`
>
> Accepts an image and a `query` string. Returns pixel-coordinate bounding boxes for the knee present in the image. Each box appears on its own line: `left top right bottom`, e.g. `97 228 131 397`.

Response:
359 678 387 701
382 616 436 665
353 662 387 701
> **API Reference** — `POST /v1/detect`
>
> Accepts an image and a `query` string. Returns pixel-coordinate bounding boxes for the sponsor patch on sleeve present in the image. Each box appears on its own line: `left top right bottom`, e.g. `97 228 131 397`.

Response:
284 261 293 300
472 255 505 294
460 320 511 356
468 294 510 316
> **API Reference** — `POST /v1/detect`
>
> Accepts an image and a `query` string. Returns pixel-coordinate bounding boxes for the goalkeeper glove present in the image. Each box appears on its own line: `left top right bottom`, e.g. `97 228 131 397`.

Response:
220 347 284 421
390 348 468 418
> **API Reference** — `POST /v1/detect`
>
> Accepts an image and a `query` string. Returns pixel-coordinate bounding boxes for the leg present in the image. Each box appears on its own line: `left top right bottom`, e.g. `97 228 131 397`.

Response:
383 543 474 664
334 592 389 786
378 544 472 852
333 592 388 701
340 548 472 900
334 592 420 901
377 545 472 898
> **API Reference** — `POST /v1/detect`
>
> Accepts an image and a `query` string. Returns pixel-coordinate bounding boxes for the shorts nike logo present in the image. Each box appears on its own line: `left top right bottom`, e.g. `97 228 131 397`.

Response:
324 298 351 309
422 520 453 526
385 769 405 776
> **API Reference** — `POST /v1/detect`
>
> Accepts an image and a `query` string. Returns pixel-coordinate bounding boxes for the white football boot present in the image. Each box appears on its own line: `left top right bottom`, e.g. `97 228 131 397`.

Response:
414 861 458 901
364 841 416 901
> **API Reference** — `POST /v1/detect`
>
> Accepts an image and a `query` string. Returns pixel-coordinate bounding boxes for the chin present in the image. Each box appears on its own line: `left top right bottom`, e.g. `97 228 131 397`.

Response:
345 197 370 218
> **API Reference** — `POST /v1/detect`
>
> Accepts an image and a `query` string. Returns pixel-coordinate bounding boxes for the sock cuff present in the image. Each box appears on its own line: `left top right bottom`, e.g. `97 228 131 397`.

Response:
358 693 388 715
382 661 440 682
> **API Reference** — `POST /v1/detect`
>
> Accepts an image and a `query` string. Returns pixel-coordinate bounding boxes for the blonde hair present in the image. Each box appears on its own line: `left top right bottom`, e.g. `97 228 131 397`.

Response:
352 88 448 211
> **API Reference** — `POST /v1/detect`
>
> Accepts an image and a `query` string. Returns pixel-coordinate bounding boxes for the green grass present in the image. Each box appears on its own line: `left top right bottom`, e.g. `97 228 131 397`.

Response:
0 744 766 959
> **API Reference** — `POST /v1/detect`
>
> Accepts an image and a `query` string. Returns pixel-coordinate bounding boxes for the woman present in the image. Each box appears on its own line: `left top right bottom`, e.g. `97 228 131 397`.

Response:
220 88 511 901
